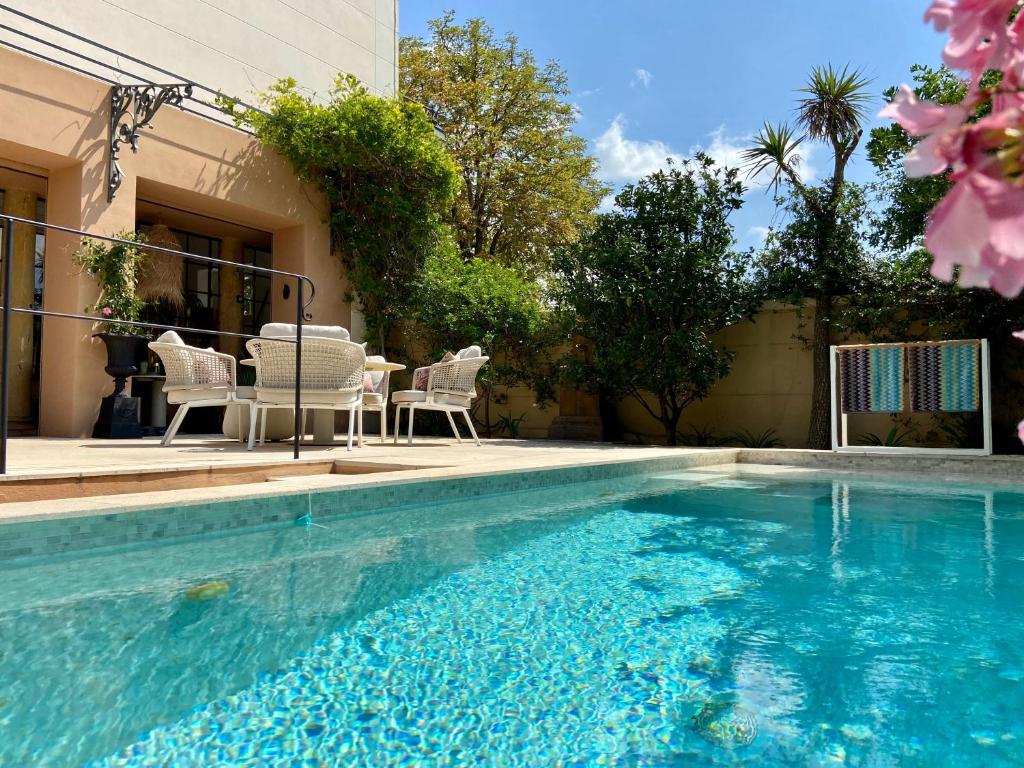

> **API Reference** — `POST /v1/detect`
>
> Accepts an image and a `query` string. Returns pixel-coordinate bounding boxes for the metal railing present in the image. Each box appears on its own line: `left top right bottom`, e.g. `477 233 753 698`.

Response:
0 214 317 473
0 4 269 131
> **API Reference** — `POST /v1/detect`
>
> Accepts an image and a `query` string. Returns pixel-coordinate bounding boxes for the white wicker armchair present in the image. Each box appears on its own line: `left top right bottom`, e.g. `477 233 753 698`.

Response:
148 331 238 446
245 336 366 451
392 346 489 446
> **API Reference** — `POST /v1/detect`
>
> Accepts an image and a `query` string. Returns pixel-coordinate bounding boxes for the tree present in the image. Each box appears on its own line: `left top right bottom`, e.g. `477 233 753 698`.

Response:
754 182 870 317
860 63 1024 452
234 76 459 355
412 243 557 436
866 64 987 253
400 14 605 276
552 156 757 446
743 64 873 449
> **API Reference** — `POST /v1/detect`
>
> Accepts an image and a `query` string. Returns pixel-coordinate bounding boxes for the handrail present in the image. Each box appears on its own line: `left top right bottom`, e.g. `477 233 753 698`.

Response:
0 215 316 472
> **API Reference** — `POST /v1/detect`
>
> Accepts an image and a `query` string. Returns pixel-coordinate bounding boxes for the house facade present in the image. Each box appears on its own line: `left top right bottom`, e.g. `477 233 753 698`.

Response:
0 1 397 437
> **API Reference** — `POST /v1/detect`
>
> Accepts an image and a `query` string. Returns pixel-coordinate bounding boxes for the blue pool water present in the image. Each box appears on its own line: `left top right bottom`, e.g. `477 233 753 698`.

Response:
2 467 1024 766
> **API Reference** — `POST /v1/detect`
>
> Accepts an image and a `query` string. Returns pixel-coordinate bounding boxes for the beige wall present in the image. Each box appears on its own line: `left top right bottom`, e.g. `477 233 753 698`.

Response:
0 47 344 437
612 304 969 449
3 0 398 98
617 305 814 446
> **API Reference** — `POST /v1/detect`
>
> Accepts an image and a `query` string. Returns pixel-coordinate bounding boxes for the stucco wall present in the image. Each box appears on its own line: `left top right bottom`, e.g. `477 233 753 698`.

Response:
617 304 815 446
2 0 398 99
0 46 341 437
613 304 992 450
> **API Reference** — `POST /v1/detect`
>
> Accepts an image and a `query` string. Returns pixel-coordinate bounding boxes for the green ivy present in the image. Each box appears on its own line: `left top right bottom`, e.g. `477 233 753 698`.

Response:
230 76 459 355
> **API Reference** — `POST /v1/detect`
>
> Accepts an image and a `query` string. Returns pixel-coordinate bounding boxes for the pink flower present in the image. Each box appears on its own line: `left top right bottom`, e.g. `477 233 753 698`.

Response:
924 166 1024 296
101 306 113 317
925 0 1021 79
1018 418 1024 445
886 2 1024 299
879 85 969 176
1013 330 1024 341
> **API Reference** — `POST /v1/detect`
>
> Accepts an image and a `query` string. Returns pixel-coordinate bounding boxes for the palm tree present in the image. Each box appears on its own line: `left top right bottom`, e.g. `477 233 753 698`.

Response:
742 64 872 450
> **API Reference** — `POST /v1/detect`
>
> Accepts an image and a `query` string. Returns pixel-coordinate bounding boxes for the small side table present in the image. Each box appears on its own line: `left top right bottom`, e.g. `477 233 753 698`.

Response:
130 374 167 428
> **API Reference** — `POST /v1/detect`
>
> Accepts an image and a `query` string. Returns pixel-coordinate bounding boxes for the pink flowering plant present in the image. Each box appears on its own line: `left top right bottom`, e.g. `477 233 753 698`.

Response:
882 1 1024 293
881 0 1024 442
74 232 147 335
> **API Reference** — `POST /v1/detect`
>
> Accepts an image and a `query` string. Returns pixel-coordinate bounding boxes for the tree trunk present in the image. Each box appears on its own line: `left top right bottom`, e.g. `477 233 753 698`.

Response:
807 295 833 450
598 388 622 442
664 420 678 446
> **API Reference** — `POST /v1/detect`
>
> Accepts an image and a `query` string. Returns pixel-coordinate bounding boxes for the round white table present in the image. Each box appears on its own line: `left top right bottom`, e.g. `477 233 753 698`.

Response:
240 358 406 445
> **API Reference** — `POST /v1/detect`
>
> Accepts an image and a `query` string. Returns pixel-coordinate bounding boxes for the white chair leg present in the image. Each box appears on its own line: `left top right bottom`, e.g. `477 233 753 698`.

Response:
445 411 462 443
347 406 356 451
301 408 308 438
247 404 259 450
259 406 268 445
380 407 388 444
462 409 480 446
407 405 415 446
393 405 402 445
161 403 189 446
357 406 364 448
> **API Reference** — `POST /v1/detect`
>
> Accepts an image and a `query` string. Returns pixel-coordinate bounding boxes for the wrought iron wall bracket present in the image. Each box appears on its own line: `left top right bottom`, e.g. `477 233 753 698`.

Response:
107 83 193 202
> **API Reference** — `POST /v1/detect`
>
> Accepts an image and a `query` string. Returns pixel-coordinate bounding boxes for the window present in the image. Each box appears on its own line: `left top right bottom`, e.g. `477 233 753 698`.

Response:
242 246 272 336
170 230 222 347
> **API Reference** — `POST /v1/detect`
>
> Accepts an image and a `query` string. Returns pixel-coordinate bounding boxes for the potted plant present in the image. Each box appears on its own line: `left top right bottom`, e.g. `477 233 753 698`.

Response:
76 232 150 438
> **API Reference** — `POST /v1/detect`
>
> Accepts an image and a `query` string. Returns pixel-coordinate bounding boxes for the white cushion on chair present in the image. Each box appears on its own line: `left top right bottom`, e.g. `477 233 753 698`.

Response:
255 387 361 406
392 390 471 408
457 345 482 359
156 330 185 345
361 392 384 406
165 385 232 404
392 390 427 404
260 323 350 340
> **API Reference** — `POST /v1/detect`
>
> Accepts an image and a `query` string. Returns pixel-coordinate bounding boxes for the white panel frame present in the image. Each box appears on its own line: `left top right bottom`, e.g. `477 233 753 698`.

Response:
830 339 992 456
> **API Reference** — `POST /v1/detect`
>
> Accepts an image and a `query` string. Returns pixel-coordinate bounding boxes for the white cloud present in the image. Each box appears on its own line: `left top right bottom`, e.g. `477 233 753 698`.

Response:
577 87 602 98
689 126 817 189
597 193 618 213
595 119 818 192
594 114 681 182
747 225 771 243
630 68 653 89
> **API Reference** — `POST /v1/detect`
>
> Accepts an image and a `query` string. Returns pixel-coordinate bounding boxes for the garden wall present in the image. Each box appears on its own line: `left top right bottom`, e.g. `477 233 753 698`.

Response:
612 303 1009 450
445 302 1017 450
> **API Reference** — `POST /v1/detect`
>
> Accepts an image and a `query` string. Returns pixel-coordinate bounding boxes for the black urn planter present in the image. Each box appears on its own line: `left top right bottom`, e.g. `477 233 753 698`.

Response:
92 332 149 439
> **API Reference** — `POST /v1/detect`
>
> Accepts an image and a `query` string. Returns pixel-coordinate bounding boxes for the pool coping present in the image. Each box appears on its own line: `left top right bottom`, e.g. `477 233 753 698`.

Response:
0 450 742 560
0 449 737 523
2 446 1023 562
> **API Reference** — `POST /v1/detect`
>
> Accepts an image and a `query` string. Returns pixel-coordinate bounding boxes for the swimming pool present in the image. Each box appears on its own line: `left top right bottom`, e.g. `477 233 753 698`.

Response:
2 464 1023 766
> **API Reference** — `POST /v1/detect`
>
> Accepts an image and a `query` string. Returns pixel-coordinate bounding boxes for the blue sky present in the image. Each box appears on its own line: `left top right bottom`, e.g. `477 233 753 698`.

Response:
400 1 947 247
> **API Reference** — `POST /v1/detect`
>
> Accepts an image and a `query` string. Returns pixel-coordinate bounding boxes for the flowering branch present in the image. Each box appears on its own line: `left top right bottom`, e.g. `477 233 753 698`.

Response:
881 1 1024 445
881 1 1024 295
